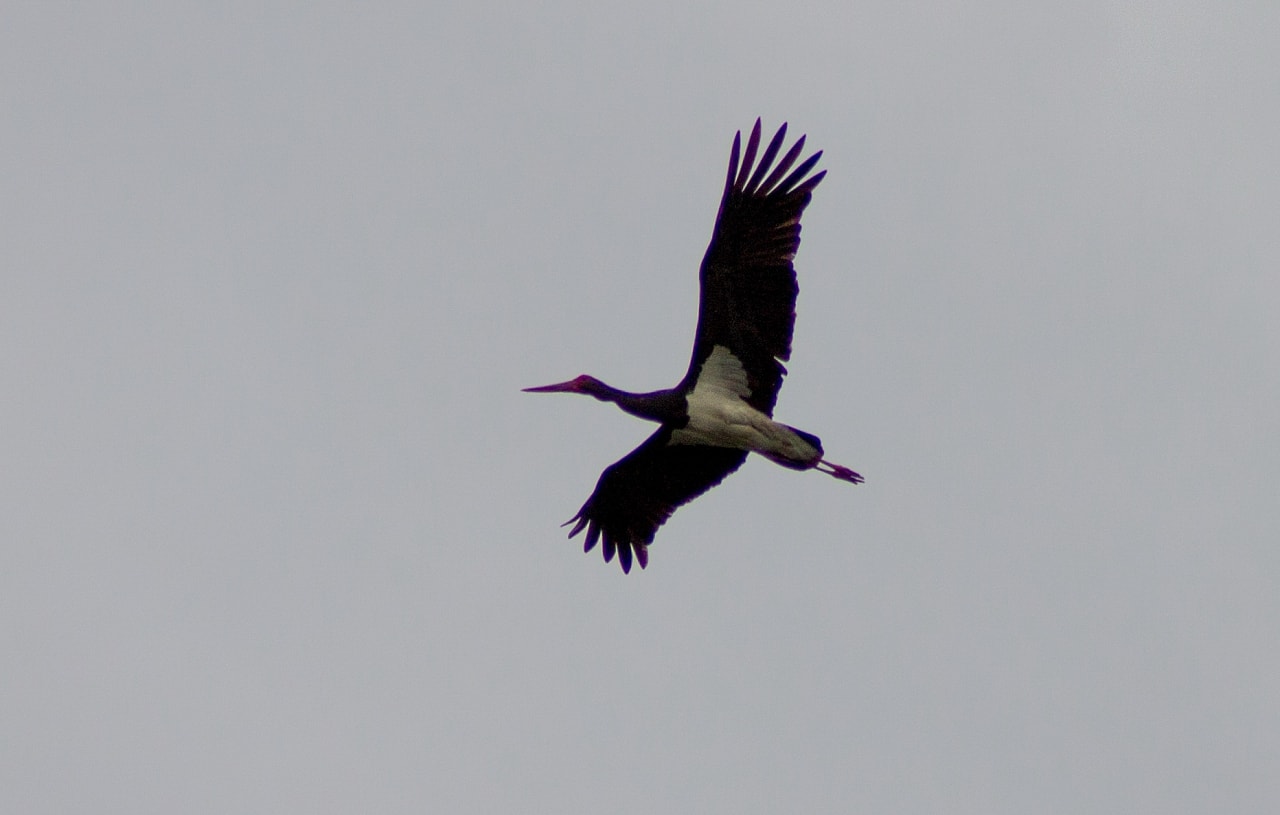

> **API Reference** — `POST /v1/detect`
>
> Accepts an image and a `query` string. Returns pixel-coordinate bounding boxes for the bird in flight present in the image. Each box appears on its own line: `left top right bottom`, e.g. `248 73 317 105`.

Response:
525 119 863 573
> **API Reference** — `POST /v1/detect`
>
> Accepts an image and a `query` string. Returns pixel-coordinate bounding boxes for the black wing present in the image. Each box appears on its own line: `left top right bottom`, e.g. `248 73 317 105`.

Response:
683 119 826 414
565 429 748 573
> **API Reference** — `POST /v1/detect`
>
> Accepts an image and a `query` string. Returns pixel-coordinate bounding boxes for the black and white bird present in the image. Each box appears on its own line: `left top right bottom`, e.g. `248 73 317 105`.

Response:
525 119 862 573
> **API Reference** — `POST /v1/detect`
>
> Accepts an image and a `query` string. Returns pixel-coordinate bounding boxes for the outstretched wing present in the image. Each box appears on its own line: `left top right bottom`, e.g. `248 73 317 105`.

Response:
565 429 748 573
683 119 826 415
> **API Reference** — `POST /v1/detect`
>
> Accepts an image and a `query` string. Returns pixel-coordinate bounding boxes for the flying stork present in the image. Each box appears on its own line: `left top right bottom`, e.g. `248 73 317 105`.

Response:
525 119 863 573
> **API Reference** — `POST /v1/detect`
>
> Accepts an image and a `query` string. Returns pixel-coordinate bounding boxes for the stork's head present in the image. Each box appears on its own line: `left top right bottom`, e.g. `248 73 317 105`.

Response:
522 375 609 399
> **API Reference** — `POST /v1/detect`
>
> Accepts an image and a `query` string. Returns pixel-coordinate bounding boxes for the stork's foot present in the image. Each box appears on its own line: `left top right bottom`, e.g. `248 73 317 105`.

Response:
816 459 864 484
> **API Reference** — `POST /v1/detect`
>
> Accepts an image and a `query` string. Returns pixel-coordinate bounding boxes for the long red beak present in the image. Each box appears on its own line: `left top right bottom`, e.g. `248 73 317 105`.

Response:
522 379 579 393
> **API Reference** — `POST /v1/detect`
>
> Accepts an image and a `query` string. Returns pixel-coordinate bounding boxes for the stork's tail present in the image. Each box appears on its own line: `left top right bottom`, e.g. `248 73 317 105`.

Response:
772 425 864 483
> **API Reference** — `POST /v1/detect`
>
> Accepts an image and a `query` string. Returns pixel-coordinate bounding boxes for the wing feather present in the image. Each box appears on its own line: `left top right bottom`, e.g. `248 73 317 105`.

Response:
744 123 788 194
565 429 748 573
685 119 825 414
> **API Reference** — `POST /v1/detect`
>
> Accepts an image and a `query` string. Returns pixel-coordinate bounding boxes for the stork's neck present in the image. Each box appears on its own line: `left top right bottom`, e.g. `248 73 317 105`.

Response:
585 380 686 424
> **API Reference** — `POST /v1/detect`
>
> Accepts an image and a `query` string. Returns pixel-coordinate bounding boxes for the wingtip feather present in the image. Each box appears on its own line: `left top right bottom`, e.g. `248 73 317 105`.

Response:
724 130 741 196
583 523 600 554
735 119 763 189
780 151 824 194
759 135 806 194
792 168 827 197
563 513 589 538
745 122 788 195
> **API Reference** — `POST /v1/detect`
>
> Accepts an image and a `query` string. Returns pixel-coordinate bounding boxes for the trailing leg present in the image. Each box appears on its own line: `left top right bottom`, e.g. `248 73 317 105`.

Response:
815 459 864 484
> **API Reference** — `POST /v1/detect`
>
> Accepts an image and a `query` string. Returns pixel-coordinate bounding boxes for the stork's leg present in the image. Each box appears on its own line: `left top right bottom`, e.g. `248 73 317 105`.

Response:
815 459 864 484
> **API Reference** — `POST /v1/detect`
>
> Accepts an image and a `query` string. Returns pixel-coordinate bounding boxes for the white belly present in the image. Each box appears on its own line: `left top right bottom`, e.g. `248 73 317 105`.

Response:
670 396 817 463
667 345 820 465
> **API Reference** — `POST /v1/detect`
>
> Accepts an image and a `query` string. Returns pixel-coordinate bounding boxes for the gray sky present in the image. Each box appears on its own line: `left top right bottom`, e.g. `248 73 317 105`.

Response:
4 3 1278 813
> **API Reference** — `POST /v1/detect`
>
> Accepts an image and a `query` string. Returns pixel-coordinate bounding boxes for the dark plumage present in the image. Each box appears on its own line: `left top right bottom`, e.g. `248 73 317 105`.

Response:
525 120 862 573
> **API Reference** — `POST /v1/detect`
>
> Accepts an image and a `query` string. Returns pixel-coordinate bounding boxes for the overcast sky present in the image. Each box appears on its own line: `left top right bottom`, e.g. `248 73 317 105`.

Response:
4 3 1278 813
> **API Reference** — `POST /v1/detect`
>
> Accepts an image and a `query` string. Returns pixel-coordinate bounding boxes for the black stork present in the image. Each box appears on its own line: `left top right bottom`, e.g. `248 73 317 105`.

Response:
525 119 863 573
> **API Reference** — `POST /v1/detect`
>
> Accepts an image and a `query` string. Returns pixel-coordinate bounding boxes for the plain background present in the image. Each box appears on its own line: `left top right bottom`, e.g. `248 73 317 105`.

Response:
4 3 1277 813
